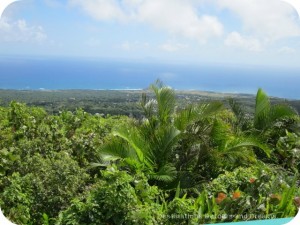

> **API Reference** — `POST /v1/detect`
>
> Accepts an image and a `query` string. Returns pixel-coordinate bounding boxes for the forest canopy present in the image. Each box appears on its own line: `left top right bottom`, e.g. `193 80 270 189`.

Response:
0 81 299 225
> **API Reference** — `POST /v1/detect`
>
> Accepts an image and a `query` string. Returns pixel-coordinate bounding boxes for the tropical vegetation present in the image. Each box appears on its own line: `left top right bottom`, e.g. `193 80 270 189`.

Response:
0 80 299 224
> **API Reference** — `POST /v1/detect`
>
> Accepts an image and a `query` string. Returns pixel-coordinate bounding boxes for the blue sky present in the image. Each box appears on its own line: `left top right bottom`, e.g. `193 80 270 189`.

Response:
1 0 300 67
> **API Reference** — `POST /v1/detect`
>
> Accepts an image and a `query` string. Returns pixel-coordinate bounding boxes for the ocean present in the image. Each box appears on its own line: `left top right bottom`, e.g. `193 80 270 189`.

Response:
0 56 299 99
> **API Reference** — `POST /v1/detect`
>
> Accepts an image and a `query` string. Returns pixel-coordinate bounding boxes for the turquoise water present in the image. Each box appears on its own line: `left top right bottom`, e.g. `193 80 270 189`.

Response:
206 218 292 225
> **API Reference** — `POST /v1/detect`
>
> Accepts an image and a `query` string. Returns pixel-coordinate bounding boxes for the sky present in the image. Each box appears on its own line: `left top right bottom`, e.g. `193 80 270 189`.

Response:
1 0 300 67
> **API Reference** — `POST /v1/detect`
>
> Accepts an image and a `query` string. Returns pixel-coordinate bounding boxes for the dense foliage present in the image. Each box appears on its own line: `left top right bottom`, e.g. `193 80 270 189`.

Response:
0 81 299 224
0 89 299 118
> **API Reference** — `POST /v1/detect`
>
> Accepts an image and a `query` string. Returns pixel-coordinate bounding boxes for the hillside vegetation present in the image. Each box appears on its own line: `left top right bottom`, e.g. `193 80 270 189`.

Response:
0 88 299 117
0 81 299 225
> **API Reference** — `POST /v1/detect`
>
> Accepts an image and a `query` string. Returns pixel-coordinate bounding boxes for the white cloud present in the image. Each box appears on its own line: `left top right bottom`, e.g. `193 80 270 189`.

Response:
136 0 223 42
278 46 296 54
0 19 47 43
217 0 300 41
225 32 262 52
119 41 150 51
69 0 300 43
70 0 127 21
69 0 224 42
68 0 300 58
160 41 188 52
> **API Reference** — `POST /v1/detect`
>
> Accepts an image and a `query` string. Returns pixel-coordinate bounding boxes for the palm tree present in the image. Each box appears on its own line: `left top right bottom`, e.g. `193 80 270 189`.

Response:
100 80 180 185
254 88 297 134
99 80 224 188
98 83 280 192
228 88 298 162
209 118 270 168
173 107 271 190
230 88 297 136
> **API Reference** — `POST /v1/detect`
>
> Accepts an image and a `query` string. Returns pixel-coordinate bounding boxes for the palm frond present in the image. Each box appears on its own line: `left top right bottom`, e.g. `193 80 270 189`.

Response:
150 81 176 124
269 104 297 123
229 98 245 120
224 136 271 158
175 102 223 131
141 93 157 119
96 138 144 170
254 88 271 130
254 89 297 131
112 125 153 168
149 164 177 182
141 80 176 126
214 146 256 167
228 98 250 132
100 138 136 161
211 119 232 150
154 126 181 160
89 162 109 169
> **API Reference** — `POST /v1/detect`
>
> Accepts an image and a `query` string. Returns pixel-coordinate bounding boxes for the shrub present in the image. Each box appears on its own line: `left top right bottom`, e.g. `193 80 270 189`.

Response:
1 152 89 224
204 165 298 221
57 166 164 225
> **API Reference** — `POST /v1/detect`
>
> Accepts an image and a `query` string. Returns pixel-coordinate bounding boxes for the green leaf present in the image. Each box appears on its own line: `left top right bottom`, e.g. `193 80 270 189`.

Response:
175 101 223 131
254 88 271 130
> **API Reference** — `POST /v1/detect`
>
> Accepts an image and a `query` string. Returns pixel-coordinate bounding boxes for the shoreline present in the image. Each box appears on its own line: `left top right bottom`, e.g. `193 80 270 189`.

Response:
0 88 296 100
